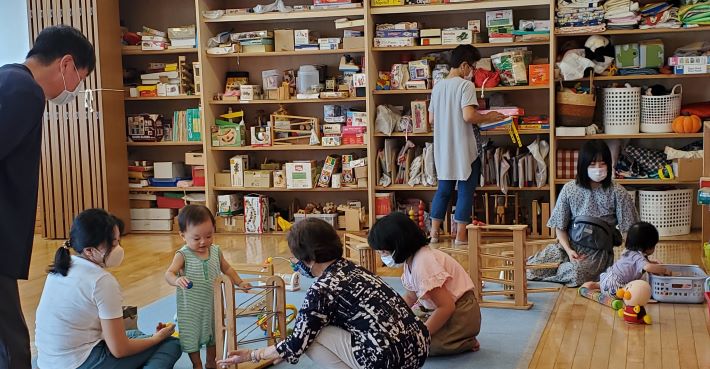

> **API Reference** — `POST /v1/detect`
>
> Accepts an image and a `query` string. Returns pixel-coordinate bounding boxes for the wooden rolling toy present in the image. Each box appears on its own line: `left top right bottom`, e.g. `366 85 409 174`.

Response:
438 224 559 310
343 233 378 273
214 264 287 369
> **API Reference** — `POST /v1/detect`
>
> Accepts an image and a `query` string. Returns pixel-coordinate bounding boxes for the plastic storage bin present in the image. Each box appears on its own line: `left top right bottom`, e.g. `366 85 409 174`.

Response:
640 84 682 133
638 189 693 236
297 65 320 94
649 264 707 303
603 86 641 134
293 213 338 229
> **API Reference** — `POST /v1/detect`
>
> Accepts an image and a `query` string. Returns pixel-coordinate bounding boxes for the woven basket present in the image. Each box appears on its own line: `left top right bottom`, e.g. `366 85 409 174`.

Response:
640 84 682 133
603 86 641 134
556 75 596 127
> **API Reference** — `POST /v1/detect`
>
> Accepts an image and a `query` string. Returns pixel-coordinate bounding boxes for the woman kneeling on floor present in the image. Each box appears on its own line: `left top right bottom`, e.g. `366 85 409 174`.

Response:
219 218 430 369
526 140 639 287
368 212 482 356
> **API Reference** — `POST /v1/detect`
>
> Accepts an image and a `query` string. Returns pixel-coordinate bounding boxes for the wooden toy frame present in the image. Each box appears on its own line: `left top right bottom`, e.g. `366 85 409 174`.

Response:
343 233 378 273
269 114 320 145
214 264 287 369
438 224 559 310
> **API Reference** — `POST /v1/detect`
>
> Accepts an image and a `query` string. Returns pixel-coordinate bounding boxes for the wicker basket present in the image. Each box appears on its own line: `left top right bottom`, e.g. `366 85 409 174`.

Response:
603 86 641 134
556 76 596 127
639 189 693 237
640 84 682 133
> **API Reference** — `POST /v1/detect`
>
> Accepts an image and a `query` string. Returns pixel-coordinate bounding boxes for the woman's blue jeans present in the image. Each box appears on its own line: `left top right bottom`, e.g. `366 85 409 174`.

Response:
431 159 481 224
76 330 181 369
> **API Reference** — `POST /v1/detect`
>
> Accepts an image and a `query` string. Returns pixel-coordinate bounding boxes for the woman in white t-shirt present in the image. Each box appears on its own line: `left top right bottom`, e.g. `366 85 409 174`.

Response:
35 208 181 369
428 45 506 245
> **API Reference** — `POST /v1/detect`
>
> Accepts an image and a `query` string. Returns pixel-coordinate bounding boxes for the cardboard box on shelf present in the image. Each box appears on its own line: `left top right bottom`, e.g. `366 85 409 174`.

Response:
275 29 295 51
673 158 702 182
217 215 245 233
212 121 246 147
185 152 204 166
214 172 231 187
286 161 317 189
244 195 269 234
344 208 363 232
244 170 273 188
411 100 429 133
441 29 472 45
217 194 240 216
129 208 176 220
129 199 154 209
153 162 185 179
230 155 249 187
192 166 205 186
343 37 364 50
273 170 286 188
130 219 172 231
318 155 340 188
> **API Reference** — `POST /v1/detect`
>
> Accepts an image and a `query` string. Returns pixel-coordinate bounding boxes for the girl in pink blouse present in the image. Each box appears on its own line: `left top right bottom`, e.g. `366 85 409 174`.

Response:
368 212 482 356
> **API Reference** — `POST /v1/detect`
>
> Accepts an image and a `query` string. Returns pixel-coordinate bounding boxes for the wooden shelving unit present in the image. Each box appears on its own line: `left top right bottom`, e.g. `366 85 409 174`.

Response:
124 95 200 101
551 13 710 242
555 25 710 37
370 0 556 229
111 0 708 237
209 98 366 105
211 144 367 152
121 47 199 55
208 49 366 58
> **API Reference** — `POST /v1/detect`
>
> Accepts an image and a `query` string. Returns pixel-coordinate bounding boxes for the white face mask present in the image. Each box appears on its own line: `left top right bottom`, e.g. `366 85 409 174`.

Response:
587 167 607 183
50 62 82 105
91 245 124 268
380 254 401 268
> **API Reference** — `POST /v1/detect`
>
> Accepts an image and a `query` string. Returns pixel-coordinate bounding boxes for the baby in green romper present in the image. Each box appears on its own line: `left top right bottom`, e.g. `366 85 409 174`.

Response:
165 205 251 369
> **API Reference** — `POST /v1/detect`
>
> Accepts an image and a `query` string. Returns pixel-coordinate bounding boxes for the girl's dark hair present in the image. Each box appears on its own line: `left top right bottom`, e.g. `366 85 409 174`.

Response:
178 204 216 232
49 208 123 276
368 212 428 264
287 218 343 263
625 222 659 252
576 140 613 189
450 44 482 68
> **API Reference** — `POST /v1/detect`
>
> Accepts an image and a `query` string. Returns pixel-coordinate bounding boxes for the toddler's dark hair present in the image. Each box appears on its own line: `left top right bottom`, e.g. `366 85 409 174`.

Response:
178 204 216 232
368 212 428 264
625 222 659 253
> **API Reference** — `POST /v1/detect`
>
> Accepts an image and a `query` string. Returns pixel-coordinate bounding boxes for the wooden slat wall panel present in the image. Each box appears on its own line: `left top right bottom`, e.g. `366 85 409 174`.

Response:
28 0 128 239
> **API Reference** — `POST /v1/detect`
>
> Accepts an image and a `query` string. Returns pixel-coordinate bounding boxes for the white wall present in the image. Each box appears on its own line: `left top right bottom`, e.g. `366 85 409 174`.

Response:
0 1 30 65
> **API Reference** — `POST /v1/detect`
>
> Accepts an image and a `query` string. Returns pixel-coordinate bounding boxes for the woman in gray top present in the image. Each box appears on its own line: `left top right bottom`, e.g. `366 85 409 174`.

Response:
527 141 638 287
428 45 505 245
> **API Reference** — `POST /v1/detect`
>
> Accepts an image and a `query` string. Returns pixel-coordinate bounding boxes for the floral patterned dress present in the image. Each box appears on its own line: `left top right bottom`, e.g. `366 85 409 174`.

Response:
526 181 638 287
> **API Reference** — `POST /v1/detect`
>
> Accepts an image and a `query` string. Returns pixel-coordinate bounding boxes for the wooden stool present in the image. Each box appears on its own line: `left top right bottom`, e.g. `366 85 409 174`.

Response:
343 233 378 273
438 224 559 310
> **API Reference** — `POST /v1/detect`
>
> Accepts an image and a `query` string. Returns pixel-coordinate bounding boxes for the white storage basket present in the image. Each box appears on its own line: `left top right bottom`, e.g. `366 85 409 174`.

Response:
639 189 693 237
603 86 641 134
640 84 682 133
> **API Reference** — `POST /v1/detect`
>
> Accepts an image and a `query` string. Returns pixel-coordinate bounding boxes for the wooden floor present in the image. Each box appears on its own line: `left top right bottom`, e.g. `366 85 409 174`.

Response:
19 234 710 368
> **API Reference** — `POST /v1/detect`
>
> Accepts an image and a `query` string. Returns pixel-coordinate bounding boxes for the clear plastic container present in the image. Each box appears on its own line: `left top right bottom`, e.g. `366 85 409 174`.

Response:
261 69 282 90
297 65 320 94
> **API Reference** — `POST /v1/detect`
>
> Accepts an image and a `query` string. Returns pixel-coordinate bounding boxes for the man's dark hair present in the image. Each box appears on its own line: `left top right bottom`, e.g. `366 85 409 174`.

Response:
449 44 482 69
27 25 96 73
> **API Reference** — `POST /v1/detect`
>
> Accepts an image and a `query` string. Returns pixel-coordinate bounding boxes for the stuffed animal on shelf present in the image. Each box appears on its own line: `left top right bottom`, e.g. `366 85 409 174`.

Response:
616 280 652 325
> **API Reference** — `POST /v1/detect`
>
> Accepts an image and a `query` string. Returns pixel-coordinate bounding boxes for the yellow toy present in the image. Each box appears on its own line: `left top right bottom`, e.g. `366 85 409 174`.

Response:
616 280 653 325
257 304 298 337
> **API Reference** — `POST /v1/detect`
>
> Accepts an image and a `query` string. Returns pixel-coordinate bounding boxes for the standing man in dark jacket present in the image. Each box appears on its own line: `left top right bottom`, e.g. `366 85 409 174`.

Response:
0 25 95 369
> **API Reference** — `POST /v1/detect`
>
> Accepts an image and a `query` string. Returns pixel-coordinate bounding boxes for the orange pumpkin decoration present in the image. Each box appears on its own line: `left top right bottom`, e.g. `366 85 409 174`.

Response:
672 114 701 133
